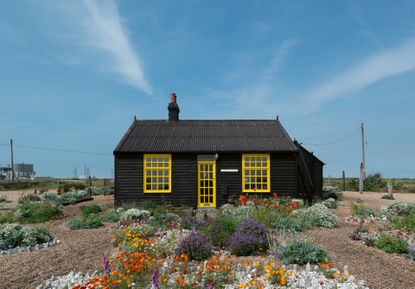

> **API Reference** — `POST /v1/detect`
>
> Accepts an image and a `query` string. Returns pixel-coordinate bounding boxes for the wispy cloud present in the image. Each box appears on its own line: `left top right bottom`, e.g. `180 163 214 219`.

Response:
202 38 299 117
299 37 415 113
51 0 152 93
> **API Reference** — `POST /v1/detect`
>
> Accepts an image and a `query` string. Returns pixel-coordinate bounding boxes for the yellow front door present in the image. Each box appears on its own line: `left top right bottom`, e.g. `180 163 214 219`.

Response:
197 160 216 207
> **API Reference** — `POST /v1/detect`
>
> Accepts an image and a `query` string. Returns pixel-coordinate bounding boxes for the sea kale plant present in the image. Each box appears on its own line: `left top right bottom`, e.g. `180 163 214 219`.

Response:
228 218 269 256
120 208 151 222
291 203 338 228
273 215 311 233
322 198 339 209
381 201 415 216
174 230 213 260
277 239 329 265
0 223 52 250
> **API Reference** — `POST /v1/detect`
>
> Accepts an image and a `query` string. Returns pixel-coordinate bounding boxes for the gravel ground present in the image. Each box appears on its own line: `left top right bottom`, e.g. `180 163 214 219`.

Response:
305 191 415 289
1 192 414 289
0 196 115 289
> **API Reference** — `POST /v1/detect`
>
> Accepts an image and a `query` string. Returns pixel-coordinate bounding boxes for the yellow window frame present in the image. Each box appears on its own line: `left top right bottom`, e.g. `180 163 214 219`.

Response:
242 154 271 193
143 154 172 193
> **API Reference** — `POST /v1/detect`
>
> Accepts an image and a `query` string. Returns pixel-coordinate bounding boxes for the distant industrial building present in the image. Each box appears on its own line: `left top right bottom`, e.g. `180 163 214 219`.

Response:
0 167 12 180
0 163 36 180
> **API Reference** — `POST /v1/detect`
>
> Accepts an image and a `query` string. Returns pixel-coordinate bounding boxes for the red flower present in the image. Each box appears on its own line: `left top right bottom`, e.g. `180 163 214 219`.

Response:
239 194 248 206
273 193 278 199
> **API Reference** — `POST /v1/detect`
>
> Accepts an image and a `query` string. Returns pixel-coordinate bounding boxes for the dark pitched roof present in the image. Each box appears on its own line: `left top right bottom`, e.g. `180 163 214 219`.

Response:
114 119 298 153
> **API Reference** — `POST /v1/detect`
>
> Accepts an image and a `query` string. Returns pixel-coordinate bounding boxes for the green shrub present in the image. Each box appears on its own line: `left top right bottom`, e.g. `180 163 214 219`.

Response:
364 173 387 191
84 215 104 228
351 203 375 218
390 215 415 232
251 205 280 228
149 212 180 228
0 223 52 250
277 239 329 265
140 199 157 210
41 192 63 205
374 234 408 254
91 186 113 195
66 215 103 230
221 204 254 222
322 198 339 209
63 182 86 192
291 203 338 228
21 193 42 203
200 216 238 247
80 204 102 216
381 194 395 200
61 190 88 204
101 208 122 222
151 204 174 219
273 215 311 233
66 217 85 230
13 201 63 223
381 201 415 216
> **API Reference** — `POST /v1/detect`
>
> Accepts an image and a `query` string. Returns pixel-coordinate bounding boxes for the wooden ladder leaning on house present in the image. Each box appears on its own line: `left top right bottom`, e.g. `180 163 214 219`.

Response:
294 141 314 204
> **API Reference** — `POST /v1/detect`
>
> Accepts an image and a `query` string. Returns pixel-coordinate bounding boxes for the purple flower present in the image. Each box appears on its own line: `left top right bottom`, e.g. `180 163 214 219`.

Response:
151 271 160 288
101 256 111 274
228 219 268 256
206 284 214 289
174 231 213 260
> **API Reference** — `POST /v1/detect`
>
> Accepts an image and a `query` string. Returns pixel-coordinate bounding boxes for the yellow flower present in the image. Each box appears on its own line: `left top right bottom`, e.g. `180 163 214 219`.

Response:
264 264 273 271
280 275 286 285
264 273 271 280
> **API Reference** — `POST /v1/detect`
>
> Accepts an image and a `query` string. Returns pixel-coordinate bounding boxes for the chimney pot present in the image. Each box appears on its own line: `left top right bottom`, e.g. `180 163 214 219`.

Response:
168 93 180 121
170 93 177 103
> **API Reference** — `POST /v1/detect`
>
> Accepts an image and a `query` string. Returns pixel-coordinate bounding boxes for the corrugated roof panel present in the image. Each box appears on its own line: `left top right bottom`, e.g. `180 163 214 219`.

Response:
114 120 298 153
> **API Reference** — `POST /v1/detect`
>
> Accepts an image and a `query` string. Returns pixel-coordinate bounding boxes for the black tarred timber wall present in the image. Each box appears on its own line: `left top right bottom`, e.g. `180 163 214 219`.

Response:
296 145 324 199
114 152 299 207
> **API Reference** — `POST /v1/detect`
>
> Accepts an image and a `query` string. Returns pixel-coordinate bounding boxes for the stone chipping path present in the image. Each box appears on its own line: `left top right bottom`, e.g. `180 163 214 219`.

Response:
0 196 114 289
305 192 415 289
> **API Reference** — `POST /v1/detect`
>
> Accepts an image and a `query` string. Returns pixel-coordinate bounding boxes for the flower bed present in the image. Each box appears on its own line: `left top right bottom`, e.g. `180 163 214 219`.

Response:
349 201 415 261
64 198 369 289
0 223 59 255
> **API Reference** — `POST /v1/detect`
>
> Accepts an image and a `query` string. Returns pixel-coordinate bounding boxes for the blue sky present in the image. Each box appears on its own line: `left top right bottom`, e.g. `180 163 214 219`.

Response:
0 0 414 178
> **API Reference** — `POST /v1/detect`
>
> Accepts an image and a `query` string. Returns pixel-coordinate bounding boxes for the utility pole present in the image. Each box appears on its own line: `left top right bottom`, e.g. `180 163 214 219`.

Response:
359 123 365 194
342 170 346 191
10 139 15 182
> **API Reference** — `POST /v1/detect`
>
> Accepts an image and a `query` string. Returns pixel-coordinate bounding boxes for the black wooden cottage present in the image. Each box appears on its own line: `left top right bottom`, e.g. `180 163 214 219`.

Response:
114 93 324 208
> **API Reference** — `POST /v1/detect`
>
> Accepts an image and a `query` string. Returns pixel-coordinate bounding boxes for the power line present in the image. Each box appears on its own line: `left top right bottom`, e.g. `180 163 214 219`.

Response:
301 127 360 146
13 144 112 157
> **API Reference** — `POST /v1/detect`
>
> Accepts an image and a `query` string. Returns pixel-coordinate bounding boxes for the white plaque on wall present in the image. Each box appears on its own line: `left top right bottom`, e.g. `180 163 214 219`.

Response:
220 169 238 172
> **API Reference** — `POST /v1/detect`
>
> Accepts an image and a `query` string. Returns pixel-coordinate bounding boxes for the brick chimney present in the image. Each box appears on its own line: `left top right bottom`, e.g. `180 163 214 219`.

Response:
168 93 180 121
